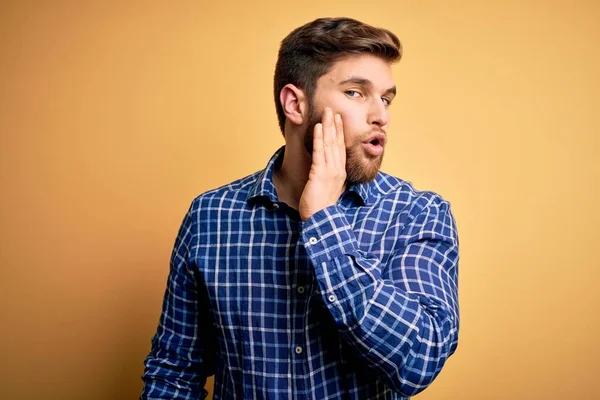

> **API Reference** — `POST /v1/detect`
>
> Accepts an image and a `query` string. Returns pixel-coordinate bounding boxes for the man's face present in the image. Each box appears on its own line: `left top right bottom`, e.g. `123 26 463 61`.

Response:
303 54 396 184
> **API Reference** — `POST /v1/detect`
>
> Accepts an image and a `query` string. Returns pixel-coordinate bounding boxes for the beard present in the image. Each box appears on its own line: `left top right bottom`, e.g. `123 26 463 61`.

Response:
302 106 384 184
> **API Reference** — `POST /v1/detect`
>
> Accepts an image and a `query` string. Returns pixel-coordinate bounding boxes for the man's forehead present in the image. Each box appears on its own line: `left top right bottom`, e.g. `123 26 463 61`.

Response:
322 55 394 88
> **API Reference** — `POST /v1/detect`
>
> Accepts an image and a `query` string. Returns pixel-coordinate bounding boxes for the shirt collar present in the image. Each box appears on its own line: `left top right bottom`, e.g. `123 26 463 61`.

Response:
246 145 376 207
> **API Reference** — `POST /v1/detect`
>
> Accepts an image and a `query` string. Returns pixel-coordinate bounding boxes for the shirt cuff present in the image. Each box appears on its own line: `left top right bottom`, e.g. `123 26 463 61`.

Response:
300 204 359 264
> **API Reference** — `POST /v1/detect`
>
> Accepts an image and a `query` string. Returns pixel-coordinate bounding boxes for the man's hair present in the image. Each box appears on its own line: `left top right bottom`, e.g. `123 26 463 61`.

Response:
273 17 402 135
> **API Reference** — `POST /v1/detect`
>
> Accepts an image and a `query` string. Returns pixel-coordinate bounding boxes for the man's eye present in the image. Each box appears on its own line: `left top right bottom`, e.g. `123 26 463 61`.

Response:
382 97 392 106
345 90 361 98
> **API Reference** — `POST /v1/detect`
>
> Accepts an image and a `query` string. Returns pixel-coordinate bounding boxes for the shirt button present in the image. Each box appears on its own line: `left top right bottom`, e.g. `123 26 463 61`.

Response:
308 237 318 245
297 286 305 294
295 346 303 354
328 294 336 302
272 203 280 210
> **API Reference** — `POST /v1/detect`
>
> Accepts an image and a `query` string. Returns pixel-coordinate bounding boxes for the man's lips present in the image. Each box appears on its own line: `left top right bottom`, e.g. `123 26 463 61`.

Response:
363 142 384 156
362 132 385 156
363 132 386 147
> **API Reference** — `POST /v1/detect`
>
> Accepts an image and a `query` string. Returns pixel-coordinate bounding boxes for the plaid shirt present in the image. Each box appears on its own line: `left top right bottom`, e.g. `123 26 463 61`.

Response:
141 146 460 399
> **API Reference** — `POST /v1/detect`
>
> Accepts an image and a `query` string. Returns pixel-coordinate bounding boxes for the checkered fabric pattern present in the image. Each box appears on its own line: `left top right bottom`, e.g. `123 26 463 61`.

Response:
141 146 460 399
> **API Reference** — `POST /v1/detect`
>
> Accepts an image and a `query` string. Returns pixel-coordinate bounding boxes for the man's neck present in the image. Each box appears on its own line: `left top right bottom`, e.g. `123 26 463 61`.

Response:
272 144 311 210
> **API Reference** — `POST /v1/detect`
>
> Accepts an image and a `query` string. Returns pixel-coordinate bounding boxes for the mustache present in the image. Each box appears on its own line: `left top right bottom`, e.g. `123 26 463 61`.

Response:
359 129 386 141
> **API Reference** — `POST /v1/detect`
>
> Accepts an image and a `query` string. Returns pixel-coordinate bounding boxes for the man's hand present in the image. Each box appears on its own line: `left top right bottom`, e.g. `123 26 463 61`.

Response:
299 107 347 221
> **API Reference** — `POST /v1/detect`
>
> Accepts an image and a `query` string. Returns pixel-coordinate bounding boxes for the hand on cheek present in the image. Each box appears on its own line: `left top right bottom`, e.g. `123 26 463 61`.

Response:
299 107 347 221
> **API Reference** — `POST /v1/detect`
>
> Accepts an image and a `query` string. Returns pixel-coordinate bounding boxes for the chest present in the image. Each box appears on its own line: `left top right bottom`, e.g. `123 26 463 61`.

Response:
192 209 310 315
191 205 394 326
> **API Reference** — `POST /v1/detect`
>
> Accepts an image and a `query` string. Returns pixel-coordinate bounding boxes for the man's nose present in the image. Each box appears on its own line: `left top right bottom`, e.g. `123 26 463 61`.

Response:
368 99 389 127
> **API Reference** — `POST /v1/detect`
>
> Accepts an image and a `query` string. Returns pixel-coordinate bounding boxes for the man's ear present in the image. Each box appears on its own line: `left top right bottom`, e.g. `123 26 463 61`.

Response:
280 84 308 126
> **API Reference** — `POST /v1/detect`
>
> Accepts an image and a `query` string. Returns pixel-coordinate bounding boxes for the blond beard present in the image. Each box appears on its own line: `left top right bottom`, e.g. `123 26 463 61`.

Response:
302 107 383 184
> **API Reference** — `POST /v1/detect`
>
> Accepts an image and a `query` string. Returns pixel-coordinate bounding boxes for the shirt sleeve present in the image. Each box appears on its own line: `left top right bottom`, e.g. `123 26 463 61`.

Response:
140 202 216 400
300 195 460 397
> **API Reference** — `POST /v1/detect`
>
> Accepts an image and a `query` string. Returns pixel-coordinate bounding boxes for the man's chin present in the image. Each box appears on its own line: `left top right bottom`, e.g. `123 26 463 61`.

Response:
346 156 382 184
346 173 378 185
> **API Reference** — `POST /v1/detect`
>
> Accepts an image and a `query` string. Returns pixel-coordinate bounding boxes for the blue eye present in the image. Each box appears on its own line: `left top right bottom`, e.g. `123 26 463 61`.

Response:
345 90 361 98
382 97 392 106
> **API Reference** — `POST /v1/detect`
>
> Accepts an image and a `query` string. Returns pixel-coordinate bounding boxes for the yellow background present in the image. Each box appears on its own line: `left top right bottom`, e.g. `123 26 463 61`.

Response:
1 1 598 399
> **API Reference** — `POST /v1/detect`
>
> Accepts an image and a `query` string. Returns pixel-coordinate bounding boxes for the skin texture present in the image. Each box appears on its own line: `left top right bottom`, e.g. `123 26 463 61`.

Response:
273 53 396 220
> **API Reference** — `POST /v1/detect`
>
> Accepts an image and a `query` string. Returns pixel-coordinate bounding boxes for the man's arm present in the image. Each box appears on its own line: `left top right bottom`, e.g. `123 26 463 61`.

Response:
140 203 216 400
301 195 459 397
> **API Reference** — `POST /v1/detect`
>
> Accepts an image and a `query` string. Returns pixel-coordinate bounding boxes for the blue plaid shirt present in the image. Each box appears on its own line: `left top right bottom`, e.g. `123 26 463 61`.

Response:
141 146 459 399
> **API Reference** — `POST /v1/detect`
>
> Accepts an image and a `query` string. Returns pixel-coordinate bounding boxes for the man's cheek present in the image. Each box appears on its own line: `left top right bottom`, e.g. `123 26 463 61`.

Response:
339 114 358 143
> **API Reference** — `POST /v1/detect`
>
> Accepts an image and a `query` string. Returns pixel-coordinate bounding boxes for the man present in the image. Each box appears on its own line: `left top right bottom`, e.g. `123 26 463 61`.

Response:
141 17 459 400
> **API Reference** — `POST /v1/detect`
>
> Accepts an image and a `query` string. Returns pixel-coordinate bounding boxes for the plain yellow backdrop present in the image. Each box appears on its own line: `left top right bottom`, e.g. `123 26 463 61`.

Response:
1 1 598 399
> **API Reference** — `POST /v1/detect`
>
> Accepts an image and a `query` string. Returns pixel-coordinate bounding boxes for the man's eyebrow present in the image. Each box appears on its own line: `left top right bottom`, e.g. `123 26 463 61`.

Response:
338 77 396 96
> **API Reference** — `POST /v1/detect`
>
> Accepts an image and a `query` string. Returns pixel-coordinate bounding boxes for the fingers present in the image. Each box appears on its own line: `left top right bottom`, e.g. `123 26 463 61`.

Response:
322 108 337 166
313 107 345 169
313 122 325 166
334 113 346 165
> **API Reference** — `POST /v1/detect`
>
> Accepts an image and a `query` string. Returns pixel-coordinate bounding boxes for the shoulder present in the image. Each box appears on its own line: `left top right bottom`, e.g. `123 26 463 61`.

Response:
188 170 263 213
373 170 452 216
374 171 458 244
